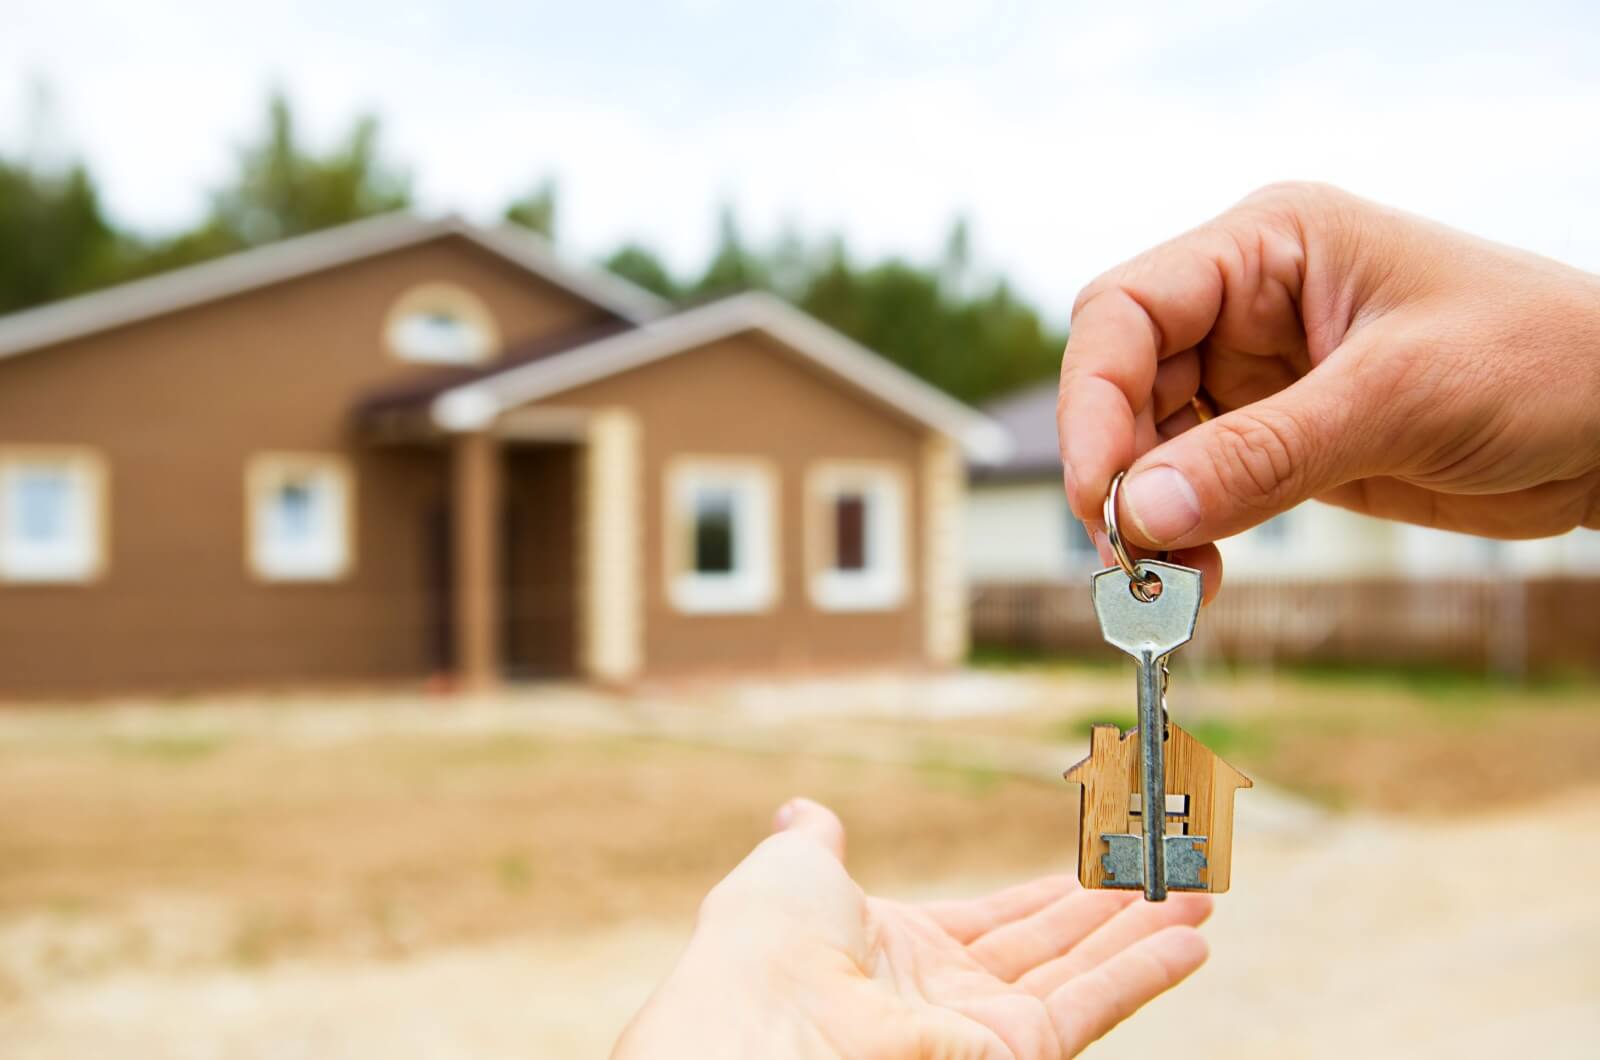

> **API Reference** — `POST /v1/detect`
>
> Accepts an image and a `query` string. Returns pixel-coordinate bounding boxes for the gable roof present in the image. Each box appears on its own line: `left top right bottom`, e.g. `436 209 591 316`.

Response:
0 212 670 361
413 291 1010 462
1064 722 1253 789
974 380 1063 480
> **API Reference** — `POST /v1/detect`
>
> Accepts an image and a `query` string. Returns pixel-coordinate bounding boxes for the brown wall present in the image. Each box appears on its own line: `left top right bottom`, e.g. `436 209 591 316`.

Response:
533 332 931 674
0 236 612 697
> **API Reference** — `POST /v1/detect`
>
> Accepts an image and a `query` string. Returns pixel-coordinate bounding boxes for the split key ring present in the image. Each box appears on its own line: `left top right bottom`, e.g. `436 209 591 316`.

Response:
1102 470 1166 602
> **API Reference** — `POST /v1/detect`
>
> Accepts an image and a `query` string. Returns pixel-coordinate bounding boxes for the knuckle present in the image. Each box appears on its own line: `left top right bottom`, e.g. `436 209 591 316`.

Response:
1242 180 1346 214
1070 274 1113 322
1206 409 1304 509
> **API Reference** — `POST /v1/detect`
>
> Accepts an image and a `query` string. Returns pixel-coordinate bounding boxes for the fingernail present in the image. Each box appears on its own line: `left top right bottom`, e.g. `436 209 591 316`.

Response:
1122 466 1201 545
773 800 798 831
1091 529 1114 567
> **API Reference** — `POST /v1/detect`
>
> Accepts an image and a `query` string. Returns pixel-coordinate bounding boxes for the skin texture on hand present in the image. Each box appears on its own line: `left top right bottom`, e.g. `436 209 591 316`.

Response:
1058 182 1600 597
612 799 1211 1059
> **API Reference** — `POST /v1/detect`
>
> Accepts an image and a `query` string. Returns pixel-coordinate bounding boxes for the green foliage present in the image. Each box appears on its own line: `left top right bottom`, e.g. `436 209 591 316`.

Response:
1184 718 1275 761
913 753 1005 794
609 209 1065 403
505 177 558 240
0 89 1063 405
0 157 129 313
690 204 770 299
132 92 410 276
602 242 680 300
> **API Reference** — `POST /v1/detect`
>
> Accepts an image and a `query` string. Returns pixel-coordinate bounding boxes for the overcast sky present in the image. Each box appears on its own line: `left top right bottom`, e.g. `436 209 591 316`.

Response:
5 0 1599 320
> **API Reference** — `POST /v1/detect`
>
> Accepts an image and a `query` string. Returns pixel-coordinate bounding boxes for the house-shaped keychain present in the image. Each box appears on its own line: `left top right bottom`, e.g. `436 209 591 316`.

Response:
1064 722 1253 893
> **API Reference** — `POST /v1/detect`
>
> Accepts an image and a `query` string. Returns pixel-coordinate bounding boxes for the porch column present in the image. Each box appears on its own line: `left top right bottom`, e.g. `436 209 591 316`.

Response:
922 436 968 665
581 409 643 682
452 429 503 692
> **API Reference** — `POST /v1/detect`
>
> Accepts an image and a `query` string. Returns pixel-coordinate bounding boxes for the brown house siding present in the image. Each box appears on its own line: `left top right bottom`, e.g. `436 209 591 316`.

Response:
0 236 611 697
530 332 929 674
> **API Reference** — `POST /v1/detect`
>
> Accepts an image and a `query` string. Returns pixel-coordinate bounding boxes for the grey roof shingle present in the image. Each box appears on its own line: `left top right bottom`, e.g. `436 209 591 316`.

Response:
974 380 1063 480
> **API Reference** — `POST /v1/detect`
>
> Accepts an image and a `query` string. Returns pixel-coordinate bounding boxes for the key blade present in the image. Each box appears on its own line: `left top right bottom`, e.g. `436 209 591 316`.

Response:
1091 561 1203 658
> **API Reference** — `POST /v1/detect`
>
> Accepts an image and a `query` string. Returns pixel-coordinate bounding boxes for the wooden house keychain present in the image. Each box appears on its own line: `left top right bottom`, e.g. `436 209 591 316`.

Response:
1064 472 1252 899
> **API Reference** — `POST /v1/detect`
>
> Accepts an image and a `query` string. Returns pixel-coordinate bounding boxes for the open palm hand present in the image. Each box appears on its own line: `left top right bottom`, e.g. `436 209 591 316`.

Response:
614 799 1211 1059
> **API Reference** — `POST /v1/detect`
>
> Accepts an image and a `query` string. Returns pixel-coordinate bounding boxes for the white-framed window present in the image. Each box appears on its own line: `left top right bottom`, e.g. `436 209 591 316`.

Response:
806 462 907 611
247 454 354 582
0 448 107 583
665 459 777 614
384 283 500 364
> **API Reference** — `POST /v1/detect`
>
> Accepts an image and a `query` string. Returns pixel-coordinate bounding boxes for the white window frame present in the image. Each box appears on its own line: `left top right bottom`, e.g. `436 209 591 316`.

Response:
246 453 355 582
383 282 501 365
806 461 908 612
664 458 778 615
0 447 108 584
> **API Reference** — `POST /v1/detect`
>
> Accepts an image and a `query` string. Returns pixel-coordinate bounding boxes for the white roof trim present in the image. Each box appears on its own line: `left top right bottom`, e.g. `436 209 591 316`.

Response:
431 291 1011 462
0 213 669 361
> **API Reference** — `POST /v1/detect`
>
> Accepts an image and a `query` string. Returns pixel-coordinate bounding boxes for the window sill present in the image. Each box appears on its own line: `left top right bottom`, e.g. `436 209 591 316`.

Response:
809 575 905 613
0 571 101 586
669 576 774 615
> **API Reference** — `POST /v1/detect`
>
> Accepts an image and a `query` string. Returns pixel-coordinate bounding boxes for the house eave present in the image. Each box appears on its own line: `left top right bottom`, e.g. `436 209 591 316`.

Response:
425 291 1012 461
0 213 669 362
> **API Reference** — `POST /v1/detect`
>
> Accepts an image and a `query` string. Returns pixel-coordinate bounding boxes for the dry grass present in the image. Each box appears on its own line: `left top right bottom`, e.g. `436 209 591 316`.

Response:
0 662 1594 1003
0 723 1069 999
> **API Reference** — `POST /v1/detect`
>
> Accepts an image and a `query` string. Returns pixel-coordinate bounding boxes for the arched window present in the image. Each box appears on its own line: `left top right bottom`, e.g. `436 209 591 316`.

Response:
384 284 500 364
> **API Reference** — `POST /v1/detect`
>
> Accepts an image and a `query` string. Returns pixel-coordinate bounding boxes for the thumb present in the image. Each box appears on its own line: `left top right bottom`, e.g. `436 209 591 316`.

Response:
1118 359 1383 549
773 797 847 863
697 797 862 957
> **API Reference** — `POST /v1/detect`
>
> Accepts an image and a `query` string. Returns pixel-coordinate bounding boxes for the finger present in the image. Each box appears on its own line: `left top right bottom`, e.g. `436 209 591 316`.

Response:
700 799 863 961
919 874 1081 945
772 797 846 863
1017 893 1213 996
1156 402 1202 441
1046 926 1210 1055
1058 241 1224 522
965 889 1140 982
1152 349 1201 424
1318 473 1600 538
1060 191 1316 527
1170 543 1223 604
1115 345 1393 549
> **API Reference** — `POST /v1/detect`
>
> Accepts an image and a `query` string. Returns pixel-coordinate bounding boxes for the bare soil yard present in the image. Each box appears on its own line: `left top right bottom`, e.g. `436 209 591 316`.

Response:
0 664 1596 1057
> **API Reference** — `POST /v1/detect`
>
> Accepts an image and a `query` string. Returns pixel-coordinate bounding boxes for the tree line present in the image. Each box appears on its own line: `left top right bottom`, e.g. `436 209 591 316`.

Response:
0 93 1063 404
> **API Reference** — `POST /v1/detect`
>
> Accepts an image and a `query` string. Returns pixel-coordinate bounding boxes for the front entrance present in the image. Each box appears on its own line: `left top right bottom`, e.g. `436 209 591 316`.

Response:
423 441 580 680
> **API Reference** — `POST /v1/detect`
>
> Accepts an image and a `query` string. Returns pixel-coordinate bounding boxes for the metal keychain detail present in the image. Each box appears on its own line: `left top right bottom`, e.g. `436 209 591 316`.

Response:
1063 471 1253 899
1102 471 1163 602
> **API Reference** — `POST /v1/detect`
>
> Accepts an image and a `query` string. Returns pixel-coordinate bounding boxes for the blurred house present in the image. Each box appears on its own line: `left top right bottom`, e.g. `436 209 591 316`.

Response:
0 214 1005 697
967 381 1600 673
967 381 1600 585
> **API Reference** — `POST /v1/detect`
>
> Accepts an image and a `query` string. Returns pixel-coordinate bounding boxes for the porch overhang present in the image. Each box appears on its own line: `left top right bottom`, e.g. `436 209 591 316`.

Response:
353 292 1011 462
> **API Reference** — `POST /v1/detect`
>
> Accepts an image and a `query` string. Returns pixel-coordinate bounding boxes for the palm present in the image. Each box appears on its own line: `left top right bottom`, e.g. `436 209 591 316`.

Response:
847 883 1211 1058
615 801 1211 1060
709 800 1214 1059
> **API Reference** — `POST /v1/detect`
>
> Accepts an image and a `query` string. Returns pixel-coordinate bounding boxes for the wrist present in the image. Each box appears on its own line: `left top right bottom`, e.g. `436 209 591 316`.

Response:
612 930 839 1060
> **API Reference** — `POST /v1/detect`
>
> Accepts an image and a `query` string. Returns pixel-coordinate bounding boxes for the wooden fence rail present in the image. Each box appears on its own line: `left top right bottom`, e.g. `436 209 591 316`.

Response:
971 577 1600 676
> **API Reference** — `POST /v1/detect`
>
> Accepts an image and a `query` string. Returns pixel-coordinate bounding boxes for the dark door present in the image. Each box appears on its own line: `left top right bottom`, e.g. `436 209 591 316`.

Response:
422 497 525 678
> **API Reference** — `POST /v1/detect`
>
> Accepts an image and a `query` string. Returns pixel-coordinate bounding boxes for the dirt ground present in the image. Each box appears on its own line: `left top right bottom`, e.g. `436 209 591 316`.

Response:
0 664 1596 1057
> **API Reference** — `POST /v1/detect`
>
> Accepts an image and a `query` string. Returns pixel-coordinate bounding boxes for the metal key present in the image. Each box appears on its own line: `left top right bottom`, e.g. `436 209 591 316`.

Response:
1091 558 1204 900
